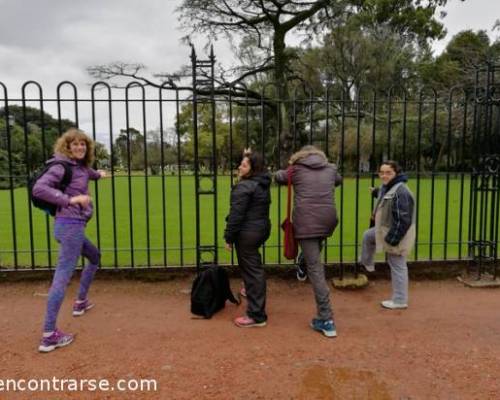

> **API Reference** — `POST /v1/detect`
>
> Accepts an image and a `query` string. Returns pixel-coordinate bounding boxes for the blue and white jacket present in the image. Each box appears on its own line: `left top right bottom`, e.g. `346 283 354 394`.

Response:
373 174 416 256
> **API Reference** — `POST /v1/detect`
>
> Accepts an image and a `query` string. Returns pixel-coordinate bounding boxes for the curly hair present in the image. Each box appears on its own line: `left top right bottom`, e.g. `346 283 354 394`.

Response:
53 128 95 167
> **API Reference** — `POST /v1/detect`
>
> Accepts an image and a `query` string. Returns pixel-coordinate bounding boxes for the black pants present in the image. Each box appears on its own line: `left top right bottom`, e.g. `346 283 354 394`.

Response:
235 230 268 323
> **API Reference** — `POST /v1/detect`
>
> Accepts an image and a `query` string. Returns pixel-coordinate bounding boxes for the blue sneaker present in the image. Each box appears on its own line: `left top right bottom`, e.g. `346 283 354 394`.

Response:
310 318 337 338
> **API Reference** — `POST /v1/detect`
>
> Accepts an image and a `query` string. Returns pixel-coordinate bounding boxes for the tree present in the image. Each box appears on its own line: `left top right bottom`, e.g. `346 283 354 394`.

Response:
114 128 145 171
178 0 448 92
177 0 452 162
94 142 110 169
296 22 421 98
419 29 500 91
0 106 76 167
176 102 248 173
145 130 179 175
0 106 110 186
89 0 457 164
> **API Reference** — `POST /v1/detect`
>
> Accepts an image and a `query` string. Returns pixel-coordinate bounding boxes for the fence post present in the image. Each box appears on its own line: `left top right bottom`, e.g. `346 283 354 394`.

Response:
191 45 218 270
468 64 500 280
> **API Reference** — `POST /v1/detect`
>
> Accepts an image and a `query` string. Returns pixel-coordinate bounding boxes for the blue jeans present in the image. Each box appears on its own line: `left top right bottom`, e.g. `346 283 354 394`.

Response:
361 227 408 304
43 221 100 332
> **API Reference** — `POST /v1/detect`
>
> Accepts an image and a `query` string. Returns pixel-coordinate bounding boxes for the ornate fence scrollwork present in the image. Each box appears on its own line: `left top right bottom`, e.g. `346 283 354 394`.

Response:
468 65 500 280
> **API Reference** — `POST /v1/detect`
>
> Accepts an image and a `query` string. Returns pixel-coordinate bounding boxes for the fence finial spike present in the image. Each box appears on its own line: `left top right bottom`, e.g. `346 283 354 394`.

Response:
190 43 196 61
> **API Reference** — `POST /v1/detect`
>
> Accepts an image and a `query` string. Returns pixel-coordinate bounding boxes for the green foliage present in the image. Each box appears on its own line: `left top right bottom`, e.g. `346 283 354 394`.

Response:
114 128 145 171
177 102 249 171
0 106 109 186
178 0 452 162
110 127 180 174
420 30 500 90
0 149 25 189
357 0 448 40
297 22 421 97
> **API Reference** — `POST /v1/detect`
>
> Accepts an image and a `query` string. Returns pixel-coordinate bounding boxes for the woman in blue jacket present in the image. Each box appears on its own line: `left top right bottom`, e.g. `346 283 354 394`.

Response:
360 160 415 309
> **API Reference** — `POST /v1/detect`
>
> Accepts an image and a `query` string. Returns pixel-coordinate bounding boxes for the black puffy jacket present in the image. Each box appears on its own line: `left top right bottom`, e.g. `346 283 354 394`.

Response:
224 172 271 244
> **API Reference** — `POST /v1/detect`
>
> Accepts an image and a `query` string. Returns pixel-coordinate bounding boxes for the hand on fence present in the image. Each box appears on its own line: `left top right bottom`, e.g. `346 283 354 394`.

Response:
98 170 107 178
225 242 233 252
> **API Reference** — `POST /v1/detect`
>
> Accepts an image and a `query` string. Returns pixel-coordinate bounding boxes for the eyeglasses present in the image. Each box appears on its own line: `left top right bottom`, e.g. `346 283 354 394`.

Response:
378 171 395 176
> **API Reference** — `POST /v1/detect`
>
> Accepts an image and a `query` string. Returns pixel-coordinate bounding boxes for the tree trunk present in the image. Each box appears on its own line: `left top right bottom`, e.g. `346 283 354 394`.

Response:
273 29 295 167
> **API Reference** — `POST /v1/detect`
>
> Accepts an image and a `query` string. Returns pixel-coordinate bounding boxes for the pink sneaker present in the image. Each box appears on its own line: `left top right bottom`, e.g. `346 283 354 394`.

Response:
234 315 266 328
38 329 74 353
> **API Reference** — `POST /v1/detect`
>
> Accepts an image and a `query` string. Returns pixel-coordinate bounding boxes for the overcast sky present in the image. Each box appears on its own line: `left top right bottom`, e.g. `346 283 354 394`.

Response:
0 0 498 144
1 0 499 96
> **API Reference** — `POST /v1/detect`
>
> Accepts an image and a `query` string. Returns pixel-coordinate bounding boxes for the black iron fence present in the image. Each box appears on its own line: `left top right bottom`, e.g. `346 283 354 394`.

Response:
0 58 499 273
467 65 500 279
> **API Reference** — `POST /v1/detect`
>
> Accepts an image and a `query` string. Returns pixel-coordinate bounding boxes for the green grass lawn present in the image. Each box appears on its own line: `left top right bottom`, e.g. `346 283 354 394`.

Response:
0 175 471 268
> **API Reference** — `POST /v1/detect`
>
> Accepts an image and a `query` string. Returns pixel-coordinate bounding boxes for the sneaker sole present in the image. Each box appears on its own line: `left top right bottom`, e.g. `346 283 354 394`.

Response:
72 304 95 317
381 303 408 310
296 272 307 282
310 324 337 338
38 337 74 353
234 321 267 328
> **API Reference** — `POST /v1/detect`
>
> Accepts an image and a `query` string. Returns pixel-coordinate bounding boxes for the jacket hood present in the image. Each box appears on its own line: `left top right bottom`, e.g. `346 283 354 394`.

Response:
249 172 271 188
289 148 328 169
382 174 408 192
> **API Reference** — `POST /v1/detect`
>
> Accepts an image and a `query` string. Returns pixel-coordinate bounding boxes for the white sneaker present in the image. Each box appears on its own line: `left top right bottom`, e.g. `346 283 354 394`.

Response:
381 300 408 309
363 264 375 272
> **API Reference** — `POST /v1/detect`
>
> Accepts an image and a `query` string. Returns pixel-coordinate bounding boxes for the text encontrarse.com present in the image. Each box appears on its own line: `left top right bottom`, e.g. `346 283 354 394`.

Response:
0 377 158 392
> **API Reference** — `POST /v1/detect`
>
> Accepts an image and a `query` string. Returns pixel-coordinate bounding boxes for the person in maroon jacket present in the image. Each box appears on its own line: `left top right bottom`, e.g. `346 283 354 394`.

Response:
33 128 105 352
275 145 342 338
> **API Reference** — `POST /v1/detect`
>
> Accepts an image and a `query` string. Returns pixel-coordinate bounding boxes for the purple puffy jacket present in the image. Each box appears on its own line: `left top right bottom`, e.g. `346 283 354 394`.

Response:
32 154 101 222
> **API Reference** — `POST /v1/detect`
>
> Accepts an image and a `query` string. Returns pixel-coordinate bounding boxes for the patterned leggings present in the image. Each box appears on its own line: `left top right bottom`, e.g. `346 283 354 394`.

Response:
43 221 100 332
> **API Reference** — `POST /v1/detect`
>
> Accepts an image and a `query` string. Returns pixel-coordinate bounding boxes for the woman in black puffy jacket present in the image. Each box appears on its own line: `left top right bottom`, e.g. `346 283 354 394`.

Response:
224 149 271 328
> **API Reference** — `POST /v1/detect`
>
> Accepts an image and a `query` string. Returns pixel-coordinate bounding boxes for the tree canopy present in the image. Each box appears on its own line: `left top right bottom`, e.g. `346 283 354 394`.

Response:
0 106 109 188
178 0 450 92
176 0 457 160
83 0 500 168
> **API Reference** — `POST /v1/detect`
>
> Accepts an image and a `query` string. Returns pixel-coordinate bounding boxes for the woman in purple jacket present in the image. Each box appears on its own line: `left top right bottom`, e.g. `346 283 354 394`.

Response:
33 128 105 352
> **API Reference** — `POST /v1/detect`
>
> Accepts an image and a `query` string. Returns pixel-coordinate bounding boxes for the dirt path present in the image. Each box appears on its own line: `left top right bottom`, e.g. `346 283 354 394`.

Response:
0 278 499 399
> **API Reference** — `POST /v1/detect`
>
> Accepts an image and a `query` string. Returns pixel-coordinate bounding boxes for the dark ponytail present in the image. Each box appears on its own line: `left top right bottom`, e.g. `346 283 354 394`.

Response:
242 149 266 177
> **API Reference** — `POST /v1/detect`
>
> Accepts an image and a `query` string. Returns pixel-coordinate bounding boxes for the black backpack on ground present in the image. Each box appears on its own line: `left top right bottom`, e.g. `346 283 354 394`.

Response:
29 160 73 216
190 266 240 319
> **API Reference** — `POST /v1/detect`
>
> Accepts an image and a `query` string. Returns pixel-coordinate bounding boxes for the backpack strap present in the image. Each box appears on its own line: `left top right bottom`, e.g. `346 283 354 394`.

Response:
286 166 294 221
59 162 73 191
226 284 240 305
216 266 240 305
46 160 73 192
